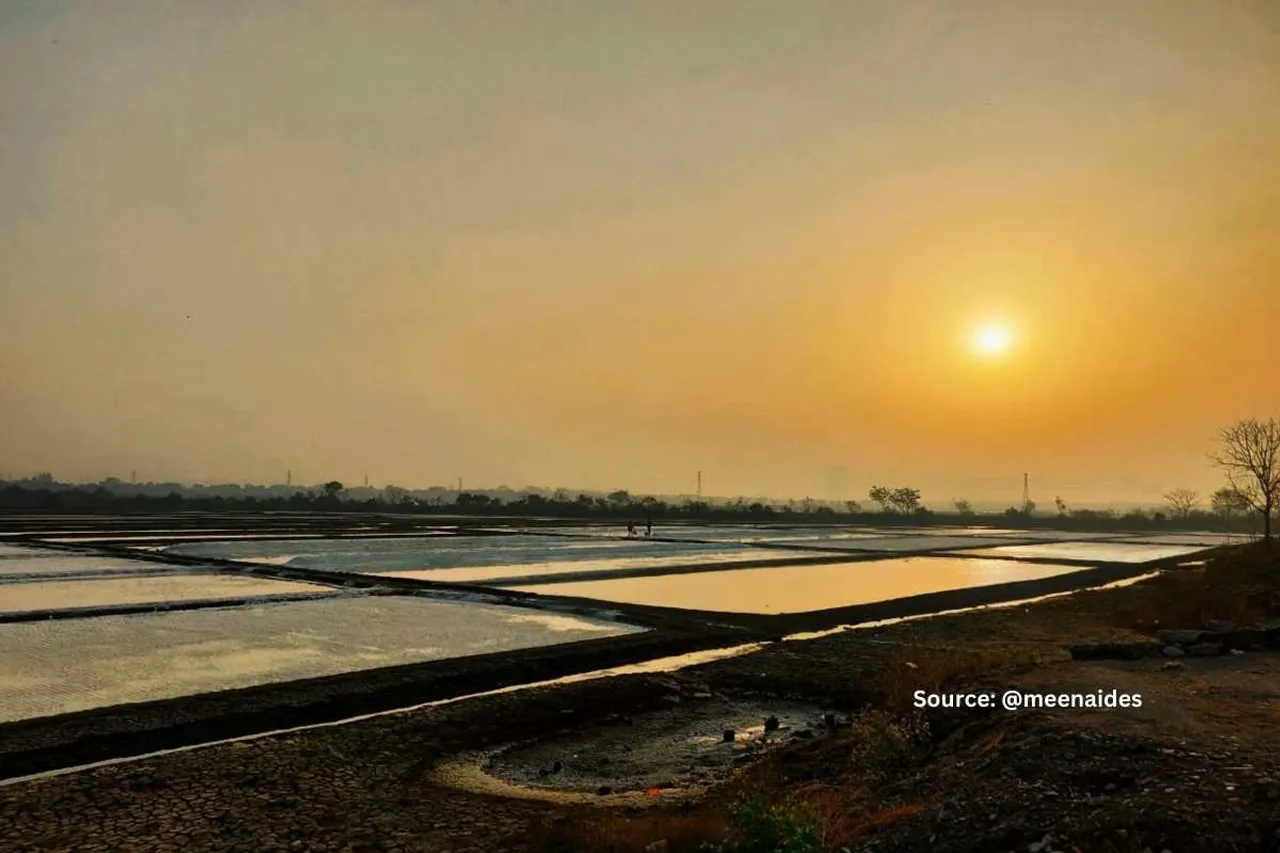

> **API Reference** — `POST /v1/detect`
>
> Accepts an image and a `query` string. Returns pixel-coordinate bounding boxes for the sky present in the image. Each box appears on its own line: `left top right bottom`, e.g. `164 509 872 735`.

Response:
3 0 1279 506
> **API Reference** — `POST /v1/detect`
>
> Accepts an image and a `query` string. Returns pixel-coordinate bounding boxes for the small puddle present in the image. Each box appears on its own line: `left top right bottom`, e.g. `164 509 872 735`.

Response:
433 697 830 806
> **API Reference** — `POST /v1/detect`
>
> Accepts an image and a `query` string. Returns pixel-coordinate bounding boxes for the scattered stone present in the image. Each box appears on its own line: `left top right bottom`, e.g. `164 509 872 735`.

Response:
1205 619 1236 633
1230 648 1246 656
1160 660 1185 671
1186 642 1223 657
644 841 669 853
1162 646 1186 658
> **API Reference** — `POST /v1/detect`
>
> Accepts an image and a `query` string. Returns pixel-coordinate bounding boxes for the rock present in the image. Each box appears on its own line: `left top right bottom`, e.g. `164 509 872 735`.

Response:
1186 642 1223 657
1160 661 1185 671
1161 646 1186 658
1156 629 1206 645
644 841 669 853
764 716 780 732
1205 619 1236 633
1231 648 1246 656
692 691 713 700
1029 836 1052 853
597 786 613 796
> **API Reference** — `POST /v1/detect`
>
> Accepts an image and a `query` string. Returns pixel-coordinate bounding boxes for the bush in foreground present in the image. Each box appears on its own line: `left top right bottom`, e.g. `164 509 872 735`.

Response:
702 794 824 853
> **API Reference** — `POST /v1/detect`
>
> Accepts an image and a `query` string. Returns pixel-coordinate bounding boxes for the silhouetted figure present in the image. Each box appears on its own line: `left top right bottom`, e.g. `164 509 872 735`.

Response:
626 523 636 538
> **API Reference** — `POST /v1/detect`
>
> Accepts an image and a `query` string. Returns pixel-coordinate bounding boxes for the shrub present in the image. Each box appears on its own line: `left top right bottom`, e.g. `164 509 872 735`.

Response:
702 793 823 853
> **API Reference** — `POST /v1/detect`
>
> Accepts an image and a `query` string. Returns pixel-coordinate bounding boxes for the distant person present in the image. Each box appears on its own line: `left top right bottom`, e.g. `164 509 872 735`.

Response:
626 523 636 538
645 520 652 537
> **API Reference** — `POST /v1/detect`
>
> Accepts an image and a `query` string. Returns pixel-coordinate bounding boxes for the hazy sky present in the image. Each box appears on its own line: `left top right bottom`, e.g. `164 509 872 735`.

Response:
3 1 1278 504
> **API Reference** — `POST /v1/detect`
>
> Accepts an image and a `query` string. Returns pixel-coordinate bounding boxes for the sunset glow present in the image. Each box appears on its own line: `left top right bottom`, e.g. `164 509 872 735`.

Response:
2 2 1279 505
972 324 1015 357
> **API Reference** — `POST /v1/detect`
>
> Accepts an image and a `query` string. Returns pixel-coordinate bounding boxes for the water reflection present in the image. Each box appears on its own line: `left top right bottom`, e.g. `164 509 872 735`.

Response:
954 542 1209 563
0 575 333 614
377 549 833 585
507 557 1085 614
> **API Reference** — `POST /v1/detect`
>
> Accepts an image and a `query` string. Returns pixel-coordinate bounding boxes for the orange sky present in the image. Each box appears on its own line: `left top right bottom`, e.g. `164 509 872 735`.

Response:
2 1 1278 505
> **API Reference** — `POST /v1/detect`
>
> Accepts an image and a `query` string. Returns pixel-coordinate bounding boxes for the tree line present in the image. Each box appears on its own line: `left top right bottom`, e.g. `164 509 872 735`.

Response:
0 478 1260 533
3 417 1274 541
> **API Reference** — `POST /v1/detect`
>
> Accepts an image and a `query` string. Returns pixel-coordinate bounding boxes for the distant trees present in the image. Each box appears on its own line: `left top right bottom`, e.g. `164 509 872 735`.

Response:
869 486 892 512
869 485 922 514
1162 488 1200 521
1004 499 1038 518
382 485 411 505
1054 496 1067 517
1209 417 1280 548
4 470 1262 533
1211 486 1251 532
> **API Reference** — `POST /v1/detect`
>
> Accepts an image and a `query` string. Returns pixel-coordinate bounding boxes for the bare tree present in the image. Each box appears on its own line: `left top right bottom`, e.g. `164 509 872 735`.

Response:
1162 488 1200 521
953 498 974 517
1209 417 1280 548
1054 496 1067 516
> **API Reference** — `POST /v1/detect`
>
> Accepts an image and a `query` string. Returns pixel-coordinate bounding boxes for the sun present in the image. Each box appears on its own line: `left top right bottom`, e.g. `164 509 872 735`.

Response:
971 322 1015 356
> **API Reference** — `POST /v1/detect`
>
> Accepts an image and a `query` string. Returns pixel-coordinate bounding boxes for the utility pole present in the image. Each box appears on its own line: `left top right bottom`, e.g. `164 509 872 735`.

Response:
131 470 136 485
697 471 702 498
287 470 292 487
364 473 369 488
458 477 463 493
1023 473 1031 512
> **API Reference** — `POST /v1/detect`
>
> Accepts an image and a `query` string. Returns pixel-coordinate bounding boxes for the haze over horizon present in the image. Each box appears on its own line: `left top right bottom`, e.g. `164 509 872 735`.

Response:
4 1 1279 506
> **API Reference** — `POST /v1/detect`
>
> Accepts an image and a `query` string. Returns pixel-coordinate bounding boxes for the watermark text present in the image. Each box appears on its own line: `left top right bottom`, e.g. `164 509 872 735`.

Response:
912 689 1143 711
